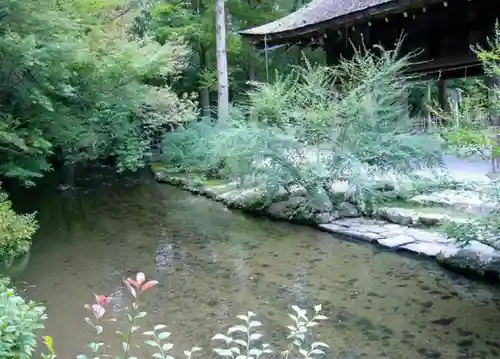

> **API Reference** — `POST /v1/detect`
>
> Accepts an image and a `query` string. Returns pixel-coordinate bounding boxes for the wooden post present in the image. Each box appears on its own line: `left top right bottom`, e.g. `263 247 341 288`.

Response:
437 77 447 125
487 76 500 178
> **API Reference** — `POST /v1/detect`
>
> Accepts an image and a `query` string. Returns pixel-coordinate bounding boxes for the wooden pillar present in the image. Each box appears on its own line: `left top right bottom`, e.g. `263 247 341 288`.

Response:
323 33 337 66
486 76 500 177
437 77 447 122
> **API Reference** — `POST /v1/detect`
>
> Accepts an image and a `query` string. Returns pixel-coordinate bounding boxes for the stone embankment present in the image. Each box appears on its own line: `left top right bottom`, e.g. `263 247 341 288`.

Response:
151 164 500 281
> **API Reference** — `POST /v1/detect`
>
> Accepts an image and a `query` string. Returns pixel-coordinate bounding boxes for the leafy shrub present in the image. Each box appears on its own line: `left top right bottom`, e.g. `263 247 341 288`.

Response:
0 190 37 265
161 44 445 212
0 0 197 184
0 277 46 359
42 272 329 359
442 180 500 249
433 22 500 160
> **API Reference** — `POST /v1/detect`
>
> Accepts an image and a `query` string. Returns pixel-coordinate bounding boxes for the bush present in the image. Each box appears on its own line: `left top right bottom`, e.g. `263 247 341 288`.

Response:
442 180 500 249
434 22 500 160
0 277 46 359
0 0 198 184
0 190 37 265
161 44 446 213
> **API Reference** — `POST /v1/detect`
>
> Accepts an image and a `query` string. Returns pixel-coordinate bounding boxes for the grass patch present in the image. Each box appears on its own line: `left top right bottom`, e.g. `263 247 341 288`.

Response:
201 179 231 187
381 199 476 219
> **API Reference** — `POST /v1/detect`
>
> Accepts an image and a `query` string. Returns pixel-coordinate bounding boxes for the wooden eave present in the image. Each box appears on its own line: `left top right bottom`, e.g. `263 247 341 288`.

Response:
240 0 445 47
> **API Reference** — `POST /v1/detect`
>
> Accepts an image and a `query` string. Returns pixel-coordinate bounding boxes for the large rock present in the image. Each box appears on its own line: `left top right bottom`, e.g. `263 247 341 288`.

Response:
313 212 338 225
418 213 447 226
216 187 268 210
436 242 500 278
266 197 310 221
307 189 334 212
377 207 417 226
376 206 460 227
336 202 360 218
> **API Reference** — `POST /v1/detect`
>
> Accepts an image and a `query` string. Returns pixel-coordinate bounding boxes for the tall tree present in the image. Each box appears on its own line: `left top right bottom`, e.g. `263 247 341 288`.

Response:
215 0 229 122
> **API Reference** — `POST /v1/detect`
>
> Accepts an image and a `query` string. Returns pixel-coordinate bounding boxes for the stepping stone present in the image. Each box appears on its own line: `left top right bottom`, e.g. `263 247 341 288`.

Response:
378 235 415 248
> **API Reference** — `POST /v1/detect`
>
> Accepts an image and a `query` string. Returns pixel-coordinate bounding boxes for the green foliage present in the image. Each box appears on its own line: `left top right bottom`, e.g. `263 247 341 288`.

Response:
438 23 500 248
442 181 500 250
148 0 326 107
0 190 37 265
0 277 46 359
0 0 197 184
43 272 328 359
162 44 445 212
435 22 500 159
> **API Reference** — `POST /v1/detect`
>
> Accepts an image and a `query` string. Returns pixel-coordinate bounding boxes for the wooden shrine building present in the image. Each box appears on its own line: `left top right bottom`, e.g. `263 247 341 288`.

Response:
239 0 500 79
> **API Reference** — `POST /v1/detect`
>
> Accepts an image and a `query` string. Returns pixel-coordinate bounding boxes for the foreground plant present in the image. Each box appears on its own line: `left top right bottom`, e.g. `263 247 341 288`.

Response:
211 304 328 359
0 277 46 359
0 190 38 267
41 272 329 359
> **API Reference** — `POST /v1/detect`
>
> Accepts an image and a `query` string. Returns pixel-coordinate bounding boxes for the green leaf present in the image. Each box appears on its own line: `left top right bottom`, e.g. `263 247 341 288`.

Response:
249 321 262 328
158 331 171 340
233 339 246 347
227 325 248 334
162 343 174 351
249 333 263 341
212 333 232 344
136 311 147 318
145 340 160 347
213 348 234 357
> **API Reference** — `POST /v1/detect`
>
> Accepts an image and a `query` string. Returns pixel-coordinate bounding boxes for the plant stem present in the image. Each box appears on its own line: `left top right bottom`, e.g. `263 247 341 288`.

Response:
284 342 293 359
154 333 167 359
92 319 101 358
123 310 137 359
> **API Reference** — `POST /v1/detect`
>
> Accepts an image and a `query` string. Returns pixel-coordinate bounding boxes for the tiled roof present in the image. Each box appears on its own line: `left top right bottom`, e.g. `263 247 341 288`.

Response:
239 0 394 36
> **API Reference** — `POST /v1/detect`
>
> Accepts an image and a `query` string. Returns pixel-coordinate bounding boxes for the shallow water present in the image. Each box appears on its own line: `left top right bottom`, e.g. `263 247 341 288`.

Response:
10 167 500 359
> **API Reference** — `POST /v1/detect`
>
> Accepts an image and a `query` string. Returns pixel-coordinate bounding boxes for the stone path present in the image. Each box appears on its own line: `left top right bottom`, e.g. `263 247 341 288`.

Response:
318 217 500 278
318 218 459 257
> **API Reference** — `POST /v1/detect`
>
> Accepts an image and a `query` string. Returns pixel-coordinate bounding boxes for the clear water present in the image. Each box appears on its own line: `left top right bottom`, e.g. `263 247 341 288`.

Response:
9 166 500 359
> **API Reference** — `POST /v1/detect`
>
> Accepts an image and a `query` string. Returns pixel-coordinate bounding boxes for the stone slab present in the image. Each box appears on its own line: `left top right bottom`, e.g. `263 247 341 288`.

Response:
378 235 416 249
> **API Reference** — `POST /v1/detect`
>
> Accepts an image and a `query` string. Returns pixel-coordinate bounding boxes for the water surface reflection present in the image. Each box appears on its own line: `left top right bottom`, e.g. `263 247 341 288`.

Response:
12 168 500 358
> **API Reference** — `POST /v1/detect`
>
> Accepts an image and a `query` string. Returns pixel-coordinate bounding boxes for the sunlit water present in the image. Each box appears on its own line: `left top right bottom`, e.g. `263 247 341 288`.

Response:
9 166 500 359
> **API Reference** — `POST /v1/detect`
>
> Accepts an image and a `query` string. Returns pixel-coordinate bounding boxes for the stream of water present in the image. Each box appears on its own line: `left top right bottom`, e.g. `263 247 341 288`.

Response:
9 166 500 358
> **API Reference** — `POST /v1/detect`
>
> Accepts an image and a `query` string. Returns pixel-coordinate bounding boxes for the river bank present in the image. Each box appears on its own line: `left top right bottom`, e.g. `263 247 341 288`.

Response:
150 164 500 281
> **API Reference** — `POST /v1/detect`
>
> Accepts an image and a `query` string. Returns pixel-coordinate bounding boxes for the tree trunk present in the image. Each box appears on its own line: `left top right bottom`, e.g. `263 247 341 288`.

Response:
194 0 211 118
215 0 229 123
487 76 500 177
199 44 211 118
248 51 258 122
